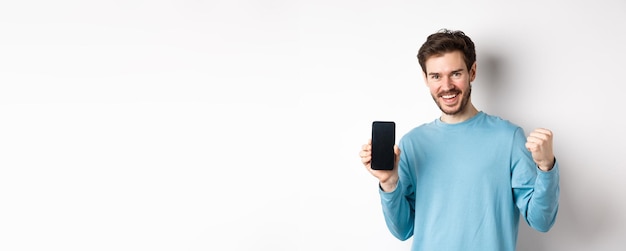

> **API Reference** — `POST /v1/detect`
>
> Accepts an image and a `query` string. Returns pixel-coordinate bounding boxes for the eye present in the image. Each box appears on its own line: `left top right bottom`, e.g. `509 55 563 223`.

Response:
430 74 440 80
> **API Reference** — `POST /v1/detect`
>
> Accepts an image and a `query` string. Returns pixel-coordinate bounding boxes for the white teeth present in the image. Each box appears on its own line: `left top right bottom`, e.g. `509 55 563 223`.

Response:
442 94 457 99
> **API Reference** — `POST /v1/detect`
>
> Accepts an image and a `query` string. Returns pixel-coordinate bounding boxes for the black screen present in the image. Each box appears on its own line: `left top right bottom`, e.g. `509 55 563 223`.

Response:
371 121 395 170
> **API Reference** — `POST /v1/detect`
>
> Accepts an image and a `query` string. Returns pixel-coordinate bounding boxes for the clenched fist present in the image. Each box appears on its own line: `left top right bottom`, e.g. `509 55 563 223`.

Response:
525 128 555 171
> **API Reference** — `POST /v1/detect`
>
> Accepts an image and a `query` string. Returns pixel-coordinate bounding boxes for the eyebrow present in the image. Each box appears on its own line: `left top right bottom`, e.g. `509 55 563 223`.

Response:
428 68 465 76
450 69 465 74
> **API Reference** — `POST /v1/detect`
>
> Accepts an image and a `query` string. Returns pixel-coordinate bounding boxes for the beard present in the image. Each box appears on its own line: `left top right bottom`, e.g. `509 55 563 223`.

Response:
432 85 472 115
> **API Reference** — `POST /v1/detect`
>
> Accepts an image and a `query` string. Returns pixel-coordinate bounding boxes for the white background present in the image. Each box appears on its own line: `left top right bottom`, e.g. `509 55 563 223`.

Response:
1 0 625 250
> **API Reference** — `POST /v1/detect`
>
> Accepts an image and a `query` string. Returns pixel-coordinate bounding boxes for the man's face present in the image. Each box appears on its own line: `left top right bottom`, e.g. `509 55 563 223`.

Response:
423 51 476 116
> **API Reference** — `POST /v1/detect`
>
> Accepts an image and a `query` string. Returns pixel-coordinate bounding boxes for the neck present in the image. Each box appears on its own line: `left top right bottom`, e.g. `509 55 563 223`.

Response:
440 104 479 124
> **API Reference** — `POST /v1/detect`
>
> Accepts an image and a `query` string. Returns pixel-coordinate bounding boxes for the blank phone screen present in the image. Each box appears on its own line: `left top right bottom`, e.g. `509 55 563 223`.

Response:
371 121 395 170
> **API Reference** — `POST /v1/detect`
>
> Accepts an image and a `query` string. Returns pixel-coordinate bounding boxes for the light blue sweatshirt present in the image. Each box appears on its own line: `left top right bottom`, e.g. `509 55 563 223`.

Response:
380 112 559 251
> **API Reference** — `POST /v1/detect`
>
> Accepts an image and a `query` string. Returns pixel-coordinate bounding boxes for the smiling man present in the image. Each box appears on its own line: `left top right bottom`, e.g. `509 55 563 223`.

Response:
359 29 560 251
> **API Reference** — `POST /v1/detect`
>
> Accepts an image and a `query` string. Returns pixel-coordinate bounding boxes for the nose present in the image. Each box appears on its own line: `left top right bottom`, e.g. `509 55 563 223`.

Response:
441 76 455 90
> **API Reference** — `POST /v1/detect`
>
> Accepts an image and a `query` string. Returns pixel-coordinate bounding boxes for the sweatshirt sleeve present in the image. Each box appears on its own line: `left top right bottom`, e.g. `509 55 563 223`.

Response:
378 143 416 241
511 127 560 232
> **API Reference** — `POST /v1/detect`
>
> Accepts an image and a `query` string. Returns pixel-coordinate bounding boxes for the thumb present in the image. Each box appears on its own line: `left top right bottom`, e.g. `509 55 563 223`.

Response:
394 145 401 166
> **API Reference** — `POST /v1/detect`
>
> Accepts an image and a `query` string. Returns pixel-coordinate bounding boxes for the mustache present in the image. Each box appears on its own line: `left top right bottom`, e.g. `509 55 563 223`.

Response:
438 89 461 97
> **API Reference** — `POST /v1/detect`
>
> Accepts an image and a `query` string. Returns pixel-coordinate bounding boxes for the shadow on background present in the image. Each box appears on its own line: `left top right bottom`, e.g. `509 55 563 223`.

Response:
475 51 507 117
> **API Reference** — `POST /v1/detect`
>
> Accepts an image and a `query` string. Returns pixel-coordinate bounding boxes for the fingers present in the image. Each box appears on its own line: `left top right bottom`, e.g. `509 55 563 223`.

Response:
525 142 538 152
359 140 400 172
528 128 553 141
360 140 371 156
360 139 372 166
361 140 371 151
525 128 555 171
525 134 542 151
525 128 553 152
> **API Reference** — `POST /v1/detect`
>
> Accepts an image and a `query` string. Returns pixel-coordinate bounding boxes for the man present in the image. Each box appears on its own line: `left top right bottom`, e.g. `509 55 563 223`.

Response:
359 29 559 250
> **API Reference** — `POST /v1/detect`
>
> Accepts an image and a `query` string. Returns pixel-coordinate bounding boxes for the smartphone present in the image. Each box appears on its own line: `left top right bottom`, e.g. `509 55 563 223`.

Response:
371 121 395 170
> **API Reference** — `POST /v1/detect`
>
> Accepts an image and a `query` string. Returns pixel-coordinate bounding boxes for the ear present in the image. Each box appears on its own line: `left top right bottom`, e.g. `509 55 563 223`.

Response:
469 62 477 82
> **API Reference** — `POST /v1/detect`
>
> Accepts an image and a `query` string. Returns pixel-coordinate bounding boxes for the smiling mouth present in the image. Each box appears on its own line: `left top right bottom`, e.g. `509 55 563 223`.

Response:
440 91 460 100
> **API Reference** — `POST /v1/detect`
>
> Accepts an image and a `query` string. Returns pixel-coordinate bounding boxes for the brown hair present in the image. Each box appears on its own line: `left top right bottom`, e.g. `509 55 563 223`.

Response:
417 29 476 75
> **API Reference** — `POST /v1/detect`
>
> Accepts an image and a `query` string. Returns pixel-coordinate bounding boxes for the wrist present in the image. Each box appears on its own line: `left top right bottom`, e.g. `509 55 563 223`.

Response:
380 176 399 192
538 157 556 171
